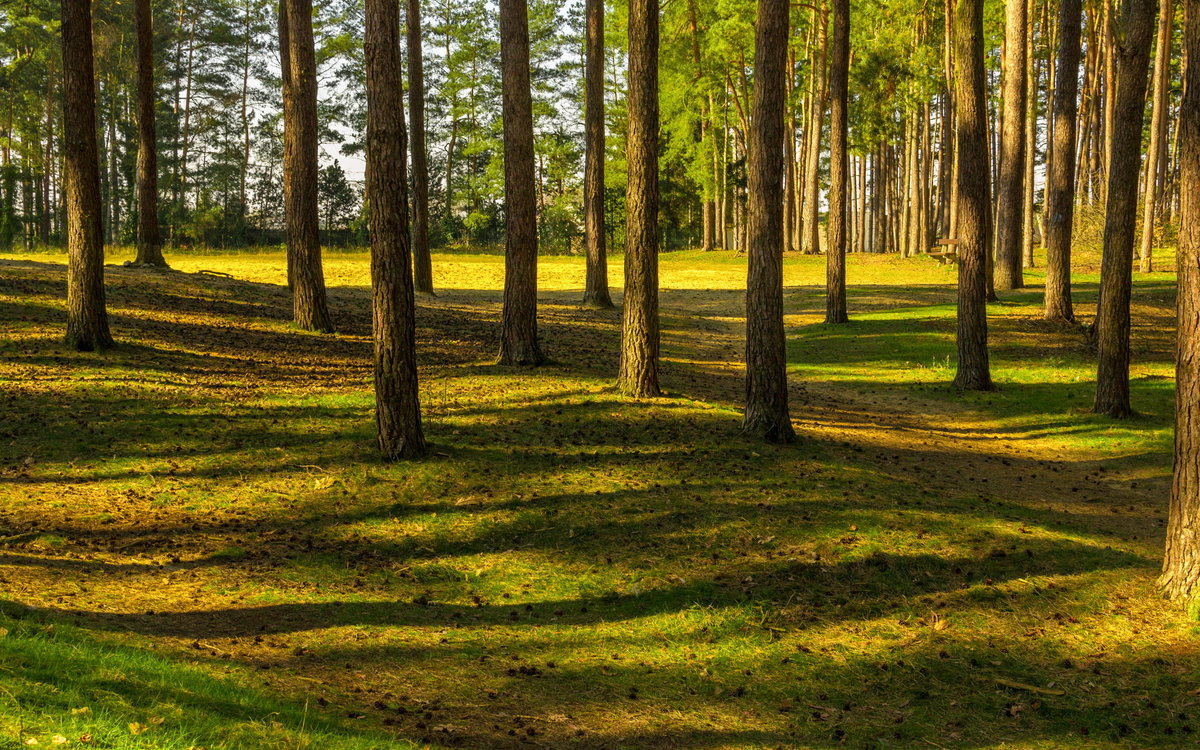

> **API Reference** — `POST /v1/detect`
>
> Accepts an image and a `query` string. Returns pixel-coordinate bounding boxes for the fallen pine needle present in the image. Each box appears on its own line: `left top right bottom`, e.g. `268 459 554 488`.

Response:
994 677 1066 696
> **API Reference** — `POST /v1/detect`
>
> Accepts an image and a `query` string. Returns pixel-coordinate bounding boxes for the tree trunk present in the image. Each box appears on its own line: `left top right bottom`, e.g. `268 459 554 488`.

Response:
582 0 612 307
618 0 661 397
1161 0 1200 606
801 10 829 255
406 0 435 294
953 0 992 390
365 0 427 460
134 0 165 266
996 0 1027 290
278 0 294 285
1139 0 1173 273
1094 0 1157 419
106 81 120 245
179 15 196 244
743 0 795 442
239 0 253 243
826 0 849 323
41 74 52 244
1103 0 1118 198
1044 0 1083 322
282 0 334 332
1022 18 1038 268
498 0 544 364
62 0 113 351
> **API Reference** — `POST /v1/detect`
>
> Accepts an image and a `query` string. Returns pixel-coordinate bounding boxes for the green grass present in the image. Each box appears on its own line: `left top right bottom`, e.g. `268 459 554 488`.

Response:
0 247 1194 748
0 610 413 749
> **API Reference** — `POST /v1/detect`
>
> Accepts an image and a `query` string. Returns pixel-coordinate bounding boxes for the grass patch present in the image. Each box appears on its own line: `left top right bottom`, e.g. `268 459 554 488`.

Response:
0 247 1191 748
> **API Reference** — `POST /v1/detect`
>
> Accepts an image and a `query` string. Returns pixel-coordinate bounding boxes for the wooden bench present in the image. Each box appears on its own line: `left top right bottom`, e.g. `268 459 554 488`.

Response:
927 238 959 265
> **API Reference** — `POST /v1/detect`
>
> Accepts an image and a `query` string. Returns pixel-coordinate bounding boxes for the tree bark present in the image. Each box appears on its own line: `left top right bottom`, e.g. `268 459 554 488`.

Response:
1022 18 1038 269
800 9 829 256
996 0 1027 290
1139 0 1173 273
1094 0 1157 419
278 0 293 284
1044 0 1083 322
953 0 992 390
743 0 795 442
618 0 661 397
134 0 165 266
406 0 435 294
582 0 612 307
826 0 849 324
282 0 334 332
1161 0 1200 606
62 0 113 351
365 0 427 460
497 0 544 365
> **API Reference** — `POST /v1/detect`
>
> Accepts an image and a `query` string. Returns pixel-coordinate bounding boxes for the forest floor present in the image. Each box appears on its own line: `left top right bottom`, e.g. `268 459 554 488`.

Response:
0 245 1194 749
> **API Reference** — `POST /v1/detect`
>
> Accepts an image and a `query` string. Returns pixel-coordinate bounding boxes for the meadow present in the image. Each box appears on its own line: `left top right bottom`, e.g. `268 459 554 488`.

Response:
0 246 1193 749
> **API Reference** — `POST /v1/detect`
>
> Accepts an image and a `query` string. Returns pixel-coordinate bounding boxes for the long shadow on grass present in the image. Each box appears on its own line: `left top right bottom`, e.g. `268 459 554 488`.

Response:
10 536 1144 636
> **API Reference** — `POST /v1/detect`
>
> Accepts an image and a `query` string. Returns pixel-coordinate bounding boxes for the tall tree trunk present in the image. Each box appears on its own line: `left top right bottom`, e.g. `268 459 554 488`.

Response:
62 0 113 351
1094 0 1157 418
919 100 932 252
134 0 165 266
744 0 795 442
1103 0 1118 198
996 0 1027 289
365 0 426 460
945 0 959 240
239 0 253 243
179 15 196 243
41 73 53 245
582 0 612 307
618 0 661 397
1044 0 1083 322
106 79 120 245
1161 0 1200 607
282 0 334 332
826 0 849 323
801 8 829 255
278 0 294 285
1139 0 1173 272
406 0 435 294
1023 19 1038 268
953 0 992 390
498 0 544 364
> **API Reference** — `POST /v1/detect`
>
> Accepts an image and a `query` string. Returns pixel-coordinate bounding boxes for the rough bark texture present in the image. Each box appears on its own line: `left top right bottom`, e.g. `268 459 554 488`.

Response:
996 0 1026 290
1094 0 1157 419
406 0 434 295
134 0 165 267
278 0 294 288
952 0 992 391
743 0 794 442
497 0 544 365
282 0 333 332
1161 0 1200 606
800 12 828 255
582 0 612 308
825 0 849 325
1022 17 1037 269
618 0 661 398
1139 0 1173 273
62 0 113 352
1044 0 1082 322
365 0 427 460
